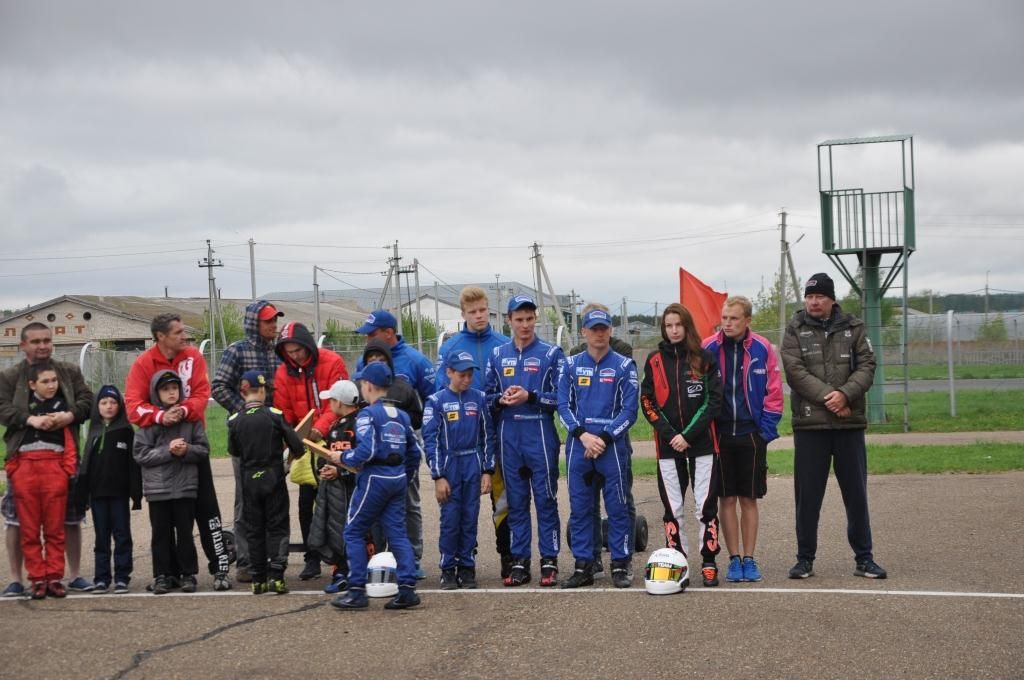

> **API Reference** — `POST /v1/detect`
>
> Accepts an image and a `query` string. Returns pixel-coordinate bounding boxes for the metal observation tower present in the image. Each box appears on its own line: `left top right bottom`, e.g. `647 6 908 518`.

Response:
818 135 915 427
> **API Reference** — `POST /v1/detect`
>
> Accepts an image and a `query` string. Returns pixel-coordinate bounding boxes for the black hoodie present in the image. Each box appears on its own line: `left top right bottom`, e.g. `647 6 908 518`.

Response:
79 385 142 508
361 339 423 429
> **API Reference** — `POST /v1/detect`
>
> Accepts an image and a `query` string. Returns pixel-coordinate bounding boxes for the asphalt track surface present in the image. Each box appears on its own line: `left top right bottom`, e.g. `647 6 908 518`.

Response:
2 460 1022 679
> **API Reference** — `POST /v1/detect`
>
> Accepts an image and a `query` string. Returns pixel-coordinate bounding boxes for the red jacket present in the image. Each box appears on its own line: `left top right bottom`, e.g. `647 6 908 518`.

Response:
125 345 211 427
273 322 349 430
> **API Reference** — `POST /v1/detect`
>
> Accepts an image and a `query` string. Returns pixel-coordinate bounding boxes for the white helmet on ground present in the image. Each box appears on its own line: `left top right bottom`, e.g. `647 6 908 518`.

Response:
644 548 688 595
366 552 399 598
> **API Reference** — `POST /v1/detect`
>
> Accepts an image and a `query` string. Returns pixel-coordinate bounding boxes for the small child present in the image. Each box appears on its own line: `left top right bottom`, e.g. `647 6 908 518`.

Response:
331 362 422 610
133 370 209 595
423 351 495 590
4 362 77 600
309 379 361 595
227 370 304 595
79 385 141 594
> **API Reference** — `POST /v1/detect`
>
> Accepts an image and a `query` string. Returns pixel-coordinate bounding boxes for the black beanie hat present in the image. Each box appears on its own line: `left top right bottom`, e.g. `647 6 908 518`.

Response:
804 273 836 300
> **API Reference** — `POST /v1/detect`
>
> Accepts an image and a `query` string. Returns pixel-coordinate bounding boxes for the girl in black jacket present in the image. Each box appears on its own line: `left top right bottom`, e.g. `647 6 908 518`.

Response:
640 303 723 587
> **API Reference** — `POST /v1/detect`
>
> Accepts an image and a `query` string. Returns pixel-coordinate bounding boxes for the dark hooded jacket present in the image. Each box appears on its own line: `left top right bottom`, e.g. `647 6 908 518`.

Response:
133 371 210 501
640 341 722 458
78 385 142 510
361 339 423 429
272 321 349 429
211 300 282 414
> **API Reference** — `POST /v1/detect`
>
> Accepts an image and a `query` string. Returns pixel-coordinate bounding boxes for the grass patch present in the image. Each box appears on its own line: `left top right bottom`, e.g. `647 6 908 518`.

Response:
902 363 1024 380
620 443 1024 476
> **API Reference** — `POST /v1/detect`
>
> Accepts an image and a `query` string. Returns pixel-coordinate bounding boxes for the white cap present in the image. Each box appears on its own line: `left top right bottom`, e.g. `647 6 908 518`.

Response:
319 379 360 406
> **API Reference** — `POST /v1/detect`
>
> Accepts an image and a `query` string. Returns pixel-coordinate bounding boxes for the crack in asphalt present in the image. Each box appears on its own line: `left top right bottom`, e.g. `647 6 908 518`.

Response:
109 599 328 680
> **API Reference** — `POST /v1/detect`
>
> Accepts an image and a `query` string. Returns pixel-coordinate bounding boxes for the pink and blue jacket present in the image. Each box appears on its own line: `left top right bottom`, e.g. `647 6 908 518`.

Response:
702 330 783 443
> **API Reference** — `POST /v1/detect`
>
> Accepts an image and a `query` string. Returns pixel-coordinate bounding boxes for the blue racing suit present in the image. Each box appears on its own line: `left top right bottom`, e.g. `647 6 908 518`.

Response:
484 337 564 560
435 324 510 391
423 386 496 570
342 401 422 589
557 349 638 563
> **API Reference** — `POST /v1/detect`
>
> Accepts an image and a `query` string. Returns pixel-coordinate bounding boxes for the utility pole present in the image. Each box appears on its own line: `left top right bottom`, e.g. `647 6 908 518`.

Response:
778 209 789 346
393 242 402 335
530 243 547 340
622 297 629 336
495 274 502 331
414 258 423 351
313 266 321 341
197 240 224 373
570 289 578 339
249 238 257 301
532 243 564 344
433 281 441 338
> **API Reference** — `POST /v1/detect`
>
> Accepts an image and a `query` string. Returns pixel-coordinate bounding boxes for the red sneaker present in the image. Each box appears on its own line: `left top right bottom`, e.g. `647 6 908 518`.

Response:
46 581 67 598
31 581 47 600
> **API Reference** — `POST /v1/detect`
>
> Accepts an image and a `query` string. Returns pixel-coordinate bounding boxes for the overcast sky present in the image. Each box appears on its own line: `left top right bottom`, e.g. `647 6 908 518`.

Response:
2 0 1022 319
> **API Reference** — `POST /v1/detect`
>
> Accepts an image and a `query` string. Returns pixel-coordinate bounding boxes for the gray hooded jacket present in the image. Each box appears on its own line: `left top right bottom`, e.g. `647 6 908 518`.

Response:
133 371 210 501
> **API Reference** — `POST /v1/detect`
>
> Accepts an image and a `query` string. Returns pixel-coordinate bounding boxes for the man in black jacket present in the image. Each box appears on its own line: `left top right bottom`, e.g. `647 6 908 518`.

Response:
781 273 886 580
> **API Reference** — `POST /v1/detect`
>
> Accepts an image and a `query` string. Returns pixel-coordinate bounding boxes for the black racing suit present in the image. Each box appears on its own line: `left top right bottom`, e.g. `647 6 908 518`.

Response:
228 402 305 581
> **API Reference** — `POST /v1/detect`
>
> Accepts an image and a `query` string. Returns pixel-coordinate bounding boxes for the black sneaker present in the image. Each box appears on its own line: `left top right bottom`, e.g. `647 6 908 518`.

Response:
539 557 558 587
268 578 289 594
503 559 531 587
611 559 632 588
440 568 458 591
789 560 814 579
561 560 594 589
299 560 322 581
180 575 198 593
591 560 605 579
854 560 887 579
384 585 421 610
152 576 173 595
456 567 477 590
701 563 719 587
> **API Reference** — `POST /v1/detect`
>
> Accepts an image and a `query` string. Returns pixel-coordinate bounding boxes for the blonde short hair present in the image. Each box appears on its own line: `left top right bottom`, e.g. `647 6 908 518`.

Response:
580 302 610 315
460 286 489 311
724 296 753 318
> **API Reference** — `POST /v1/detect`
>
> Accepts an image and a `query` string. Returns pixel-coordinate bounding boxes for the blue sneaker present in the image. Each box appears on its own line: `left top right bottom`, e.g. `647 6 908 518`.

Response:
324 573 348 594
2 582 25 598
68 577 95 592
331 587 368 609
726 556 744 582
742 557 763 582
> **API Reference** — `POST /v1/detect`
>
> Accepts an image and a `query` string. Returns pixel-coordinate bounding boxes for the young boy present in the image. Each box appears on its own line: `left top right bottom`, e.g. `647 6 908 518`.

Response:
133 371 209 595
423 351 495 590
309 379 361 594
228 370 304 595
79 385 141 594
332 362 422 610
4 362 78 600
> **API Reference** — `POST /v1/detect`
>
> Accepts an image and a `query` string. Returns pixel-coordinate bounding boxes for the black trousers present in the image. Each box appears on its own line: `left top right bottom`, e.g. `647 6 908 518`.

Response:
242 467 290 581
195 456 230 575
793 429 874 563
149 498 198 578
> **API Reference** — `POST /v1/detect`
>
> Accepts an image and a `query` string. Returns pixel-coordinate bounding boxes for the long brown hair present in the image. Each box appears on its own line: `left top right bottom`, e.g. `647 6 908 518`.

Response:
660 303 705 377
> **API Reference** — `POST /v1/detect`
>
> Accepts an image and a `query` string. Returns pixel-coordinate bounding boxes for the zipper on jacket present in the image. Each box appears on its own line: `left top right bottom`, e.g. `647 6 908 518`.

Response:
731 343 739 436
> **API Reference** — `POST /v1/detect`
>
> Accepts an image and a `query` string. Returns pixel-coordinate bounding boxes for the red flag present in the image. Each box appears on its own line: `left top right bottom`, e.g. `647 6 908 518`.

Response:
679 267 727 340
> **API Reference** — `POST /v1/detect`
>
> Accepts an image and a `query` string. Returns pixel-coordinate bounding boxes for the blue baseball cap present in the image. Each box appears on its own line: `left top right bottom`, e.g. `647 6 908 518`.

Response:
240 370 268 389
582 309 612 329
507 294 537 314
355 361 393 388
356 309 398 335
447 350 477 372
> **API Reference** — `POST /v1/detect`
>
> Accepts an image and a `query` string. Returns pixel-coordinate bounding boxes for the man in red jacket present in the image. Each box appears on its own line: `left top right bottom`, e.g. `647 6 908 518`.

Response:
125 314 210 428
124 313 230 591
273 321 349 580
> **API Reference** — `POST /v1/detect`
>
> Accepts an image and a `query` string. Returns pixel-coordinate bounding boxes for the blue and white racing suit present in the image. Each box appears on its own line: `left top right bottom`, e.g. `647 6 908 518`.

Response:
423 386 496 570
435 324 510 391
557 350 638 563
484 337 564 560
342 401 422 589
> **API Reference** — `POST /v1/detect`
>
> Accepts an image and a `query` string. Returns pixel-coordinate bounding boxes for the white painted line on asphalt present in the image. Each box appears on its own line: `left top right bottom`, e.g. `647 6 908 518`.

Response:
3 587 1023 600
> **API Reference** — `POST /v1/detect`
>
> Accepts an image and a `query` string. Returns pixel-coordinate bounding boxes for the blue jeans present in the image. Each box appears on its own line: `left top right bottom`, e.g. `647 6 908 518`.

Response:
92 496 133 584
